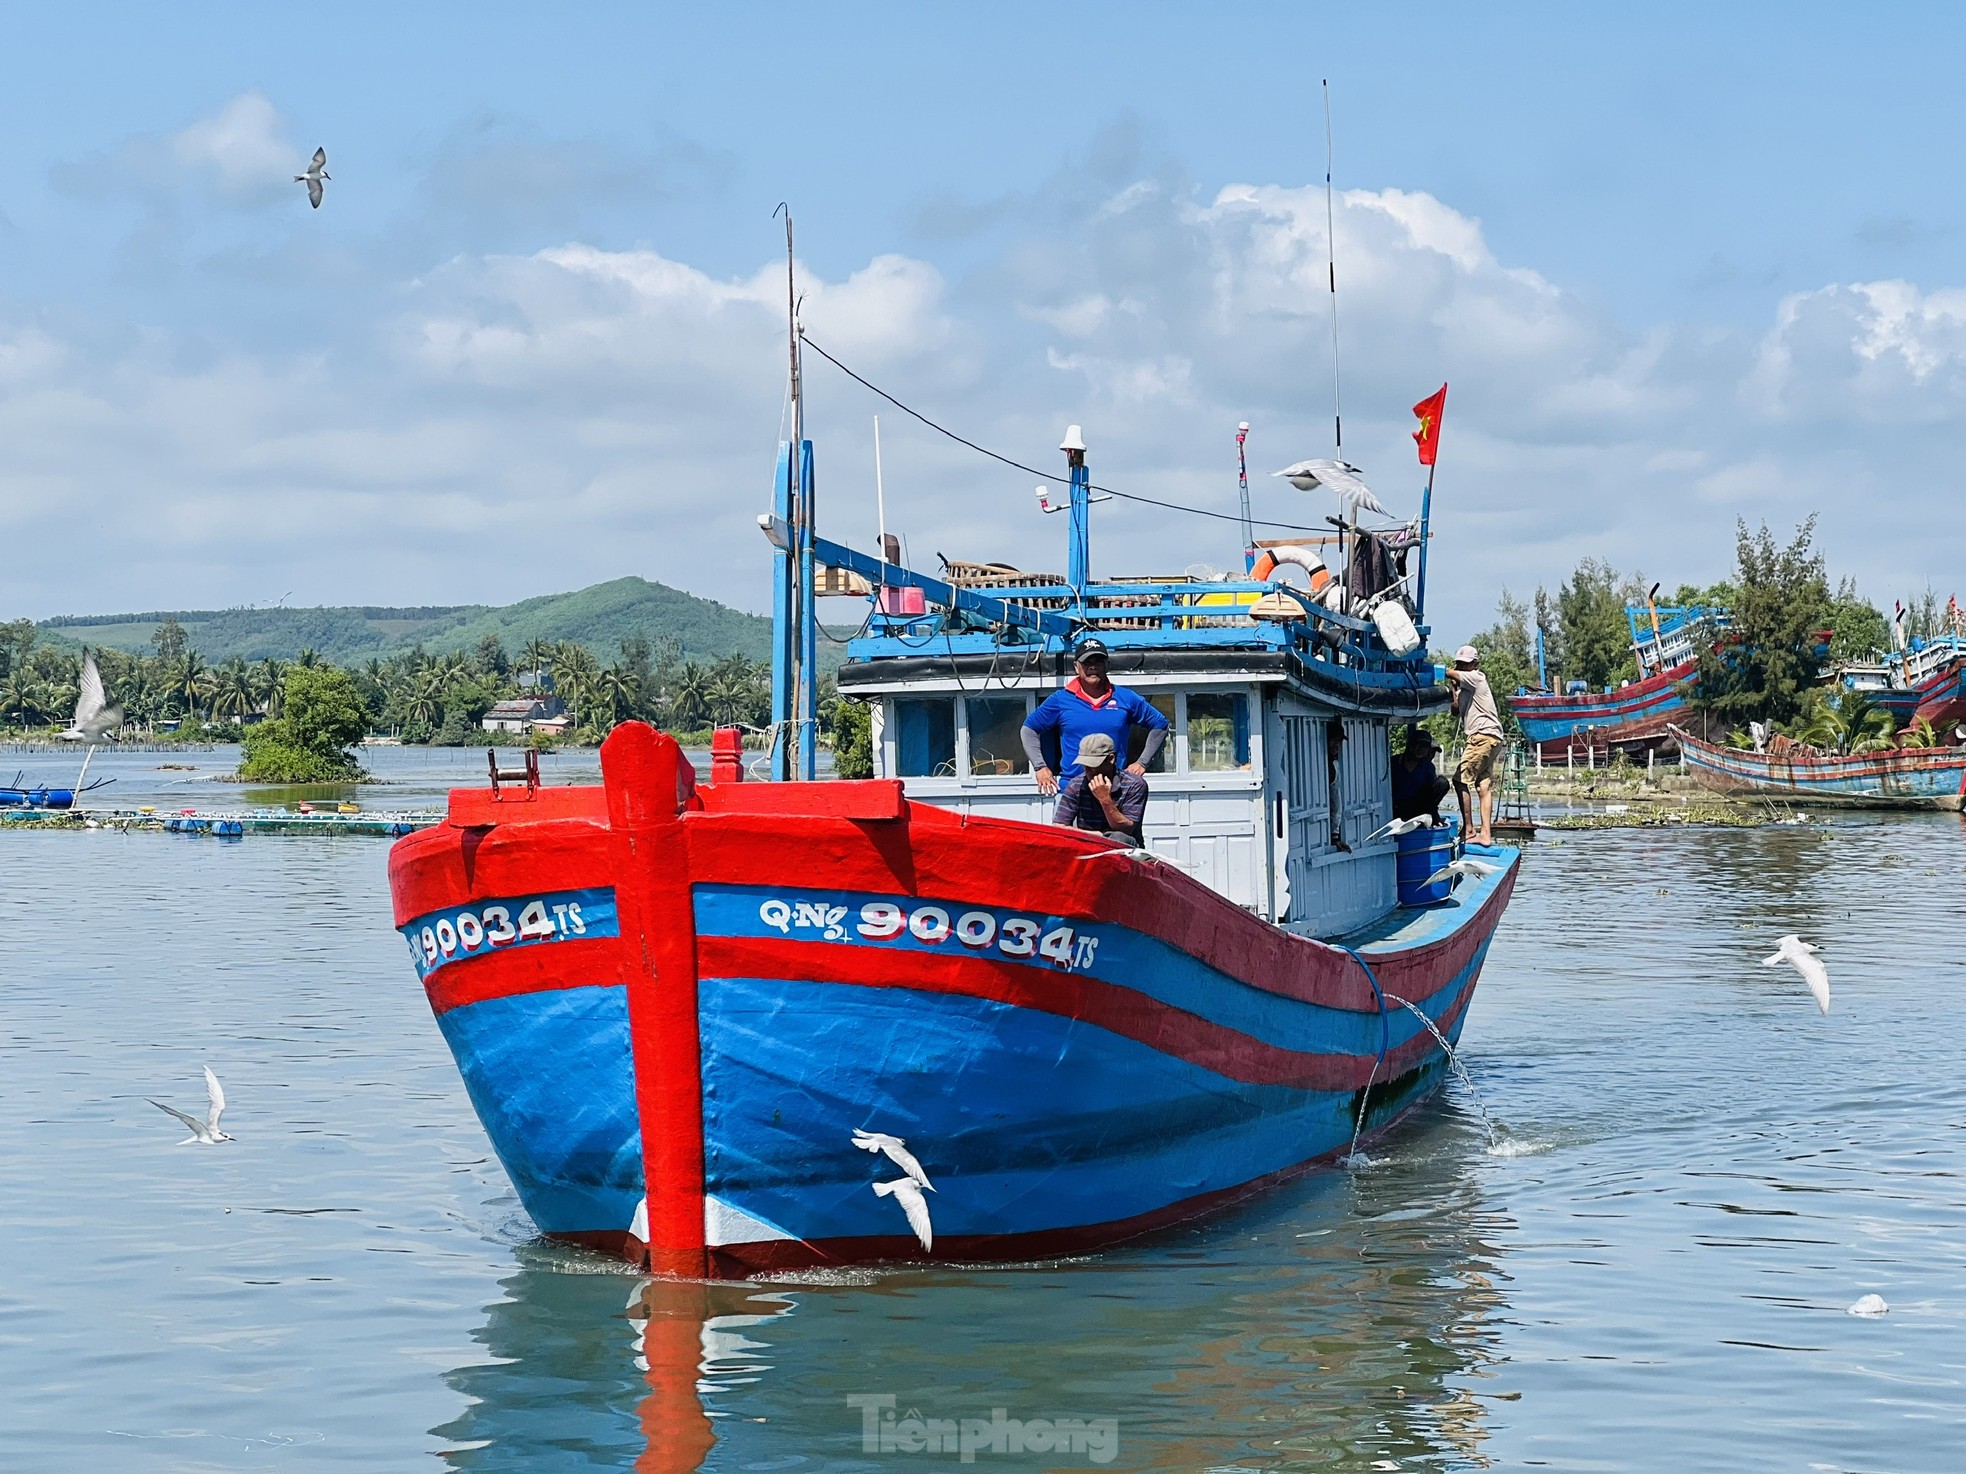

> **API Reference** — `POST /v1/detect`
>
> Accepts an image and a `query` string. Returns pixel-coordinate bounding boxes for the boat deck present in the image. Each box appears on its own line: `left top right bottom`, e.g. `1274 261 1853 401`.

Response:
1331 843 1518 955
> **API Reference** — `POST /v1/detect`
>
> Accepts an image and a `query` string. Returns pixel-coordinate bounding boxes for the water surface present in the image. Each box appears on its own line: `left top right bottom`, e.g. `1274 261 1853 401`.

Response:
2 812 1962 1470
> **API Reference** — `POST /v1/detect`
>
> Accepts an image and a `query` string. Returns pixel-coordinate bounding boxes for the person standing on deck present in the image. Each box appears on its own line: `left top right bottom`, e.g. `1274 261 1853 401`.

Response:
1021 636 1170 796
1445 644 1504 845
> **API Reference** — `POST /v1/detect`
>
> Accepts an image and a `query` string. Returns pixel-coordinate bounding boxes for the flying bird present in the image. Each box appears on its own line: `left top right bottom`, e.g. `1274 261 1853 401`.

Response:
148 1066 234 1144
59 650 122 743
1363 815 1433 846
1272 459 1388 517
872 1177 934 1250
852 1128 933 1191
1763 934 1830 1014
295 147 329 208
1424 856 1502 887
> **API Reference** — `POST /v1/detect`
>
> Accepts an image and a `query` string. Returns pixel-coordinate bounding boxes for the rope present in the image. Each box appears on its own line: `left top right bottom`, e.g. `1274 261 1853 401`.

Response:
1340 944 1393 1157
801 335 1331 535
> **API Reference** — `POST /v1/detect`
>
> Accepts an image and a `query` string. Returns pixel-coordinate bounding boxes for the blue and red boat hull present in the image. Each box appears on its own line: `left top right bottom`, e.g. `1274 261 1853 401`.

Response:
1674 727 1966 807
1510 661 1697 758
389 726 1518 1275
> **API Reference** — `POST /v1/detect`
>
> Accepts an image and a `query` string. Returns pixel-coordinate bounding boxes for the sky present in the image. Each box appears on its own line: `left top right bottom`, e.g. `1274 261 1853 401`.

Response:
2 2 1963 641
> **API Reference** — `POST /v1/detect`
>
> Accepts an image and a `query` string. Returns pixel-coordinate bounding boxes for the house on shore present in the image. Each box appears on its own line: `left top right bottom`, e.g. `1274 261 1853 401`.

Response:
481 696 566 735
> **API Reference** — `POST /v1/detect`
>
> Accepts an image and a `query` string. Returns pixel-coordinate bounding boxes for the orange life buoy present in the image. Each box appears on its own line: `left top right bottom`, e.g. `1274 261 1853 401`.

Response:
1251 545 1332 595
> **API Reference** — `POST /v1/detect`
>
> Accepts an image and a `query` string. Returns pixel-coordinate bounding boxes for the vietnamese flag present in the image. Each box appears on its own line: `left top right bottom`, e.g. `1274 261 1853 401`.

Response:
1412 384 1447 466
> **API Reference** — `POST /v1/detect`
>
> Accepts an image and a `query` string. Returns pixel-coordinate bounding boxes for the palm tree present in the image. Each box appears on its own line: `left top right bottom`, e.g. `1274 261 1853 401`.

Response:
211 658 256 720
404 667 447 730
1798 692 1894 754
552 643 601 721
294 647 321 669
666 661 712 729
255 658 289 717
521 638 554 692
171 652 213 720
0 668 44 729
594 665 642 733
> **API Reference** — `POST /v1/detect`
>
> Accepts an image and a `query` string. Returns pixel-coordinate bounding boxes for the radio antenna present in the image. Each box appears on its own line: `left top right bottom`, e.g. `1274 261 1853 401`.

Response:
1323 78 1343 460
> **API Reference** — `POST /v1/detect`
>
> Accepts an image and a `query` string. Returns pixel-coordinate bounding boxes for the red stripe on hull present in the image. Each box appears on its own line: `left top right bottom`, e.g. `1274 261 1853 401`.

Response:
422 939 626 1016
697 933 1476 1091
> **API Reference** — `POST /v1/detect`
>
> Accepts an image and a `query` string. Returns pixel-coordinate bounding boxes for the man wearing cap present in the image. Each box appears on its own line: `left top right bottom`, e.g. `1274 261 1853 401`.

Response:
1053 732 1147 843
1390 727 1449 823
1020 636 1170 797
1444 644 1504 845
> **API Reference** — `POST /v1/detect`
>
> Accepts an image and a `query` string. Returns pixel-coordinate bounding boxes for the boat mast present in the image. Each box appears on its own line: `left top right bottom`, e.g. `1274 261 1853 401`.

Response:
769 208 818 782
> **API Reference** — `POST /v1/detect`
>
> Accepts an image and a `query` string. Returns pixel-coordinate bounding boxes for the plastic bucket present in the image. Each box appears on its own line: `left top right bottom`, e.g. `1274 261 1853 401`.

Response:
1395 818 1459 906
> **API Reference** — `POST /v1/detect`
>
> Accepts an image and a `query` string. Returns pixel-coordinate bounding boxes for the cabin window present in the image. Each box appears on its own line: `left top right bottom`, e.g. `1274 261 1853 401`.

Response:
1187 693 1251 771
1130 694 1176 773
965 697 1030 776
893 698 956 777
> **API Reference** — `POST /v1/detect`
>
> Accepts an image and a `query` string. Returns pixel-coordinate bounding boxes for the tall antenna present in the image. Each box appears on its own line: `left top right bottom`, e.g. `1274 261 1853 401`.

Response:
1322 78 1342 459
1235 421 1253 555
873 414 888 558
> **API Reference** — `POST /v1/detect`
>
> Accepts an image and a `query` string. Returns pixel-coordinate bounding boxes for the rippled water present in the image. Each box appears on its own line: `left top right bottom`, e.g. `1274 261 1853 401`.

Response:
3 805 1963 1471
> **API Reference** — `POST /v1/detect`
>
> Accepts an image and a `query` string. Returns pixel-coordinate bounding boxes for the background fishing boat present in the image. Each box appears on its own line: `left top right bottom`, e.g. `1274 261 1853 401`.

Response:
1672 725 1966 809
1510 600 1725 761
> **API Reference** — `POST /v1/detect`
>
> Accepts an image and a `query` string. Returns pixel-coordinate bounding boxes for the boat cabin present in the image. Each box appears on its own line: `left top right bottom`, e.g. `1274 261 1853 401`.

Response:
772 430 1451 941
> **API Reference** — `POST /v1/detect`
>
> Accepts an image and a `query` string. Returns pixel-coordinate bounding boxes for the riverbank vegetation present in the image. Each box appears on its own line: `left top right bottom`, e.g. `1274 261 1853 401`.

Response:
1448 518 1928 743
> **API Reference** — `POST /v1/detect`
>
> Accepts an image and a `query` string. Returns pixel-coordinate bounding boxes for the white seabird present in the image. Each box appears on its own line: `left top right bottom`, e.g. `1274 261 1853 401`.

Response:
872 1177 934 1250
1272 459 1388 517
1763 934 1830 1014
1424 856 1503 887
148 1066 234 1144
1362 815 1433 846
59 650 122 743
852 1128 933 1191
295 147 329 209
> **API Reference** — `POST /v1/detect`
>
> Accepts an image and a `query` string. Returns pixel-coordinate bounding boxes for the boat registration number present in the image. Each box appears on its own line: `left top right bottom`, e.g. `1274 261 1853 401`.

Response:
400 887 619 980
755 894 1102 972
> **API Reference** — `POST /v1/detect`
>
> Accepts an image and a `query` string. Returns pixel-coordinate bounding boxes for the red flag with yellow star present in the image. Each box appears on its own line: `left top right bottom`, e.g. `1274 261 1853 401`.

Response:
1412 384 1447 466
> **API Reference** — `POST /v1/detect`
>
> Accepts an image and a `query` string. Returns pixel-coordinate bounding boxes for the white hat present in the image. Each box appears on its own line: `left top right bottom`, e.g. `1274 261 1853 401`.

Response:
1454 644 1479 665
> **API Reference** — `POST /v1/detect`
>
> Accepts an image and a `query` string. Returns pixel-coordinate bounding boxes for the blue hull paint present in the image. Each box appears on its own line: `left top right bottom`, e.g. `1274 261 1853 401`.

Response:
695 934 1493 1248
436 986 645 1238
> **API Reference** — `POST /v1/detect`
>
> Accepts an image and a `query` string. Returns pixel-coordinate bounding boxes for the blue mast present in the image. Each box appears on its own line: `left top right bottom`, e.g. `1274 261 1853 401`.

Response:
1062 424 1089 596
796 438 818 781
768 442 795 780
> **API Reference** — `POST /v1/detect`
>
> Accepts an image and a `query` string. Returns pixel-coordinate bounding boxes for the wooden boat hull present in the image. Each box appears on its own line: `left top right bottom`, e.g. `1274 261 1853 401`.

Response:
388 725 1520 1277
1511 661 1695 758
1673 727 1966 809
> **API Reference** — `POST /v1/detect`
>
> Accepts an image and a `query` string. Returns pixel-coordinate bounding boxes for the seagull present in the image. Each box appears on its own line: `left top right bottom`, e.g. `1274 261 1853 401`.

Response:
872 1178 934 1250
295 147 329 209
1363 815 1433 846
59 650 122 743
1424 856 1503 887
852 1128 933 1190
1763 934 1830 1014
148 1066 234 1144
1272 459 1388 517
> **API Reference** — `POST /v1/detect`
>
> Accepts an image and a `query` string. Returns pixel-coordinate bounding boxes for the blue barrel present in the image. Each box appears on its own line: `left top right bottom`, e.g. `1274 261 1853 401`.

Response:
1395 818 1459 906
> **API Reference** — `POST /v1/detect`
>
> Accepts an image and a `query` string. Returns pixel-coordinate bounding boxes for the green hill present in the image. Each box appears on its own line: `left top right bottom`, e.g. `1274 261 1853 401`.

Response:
39 577 776 666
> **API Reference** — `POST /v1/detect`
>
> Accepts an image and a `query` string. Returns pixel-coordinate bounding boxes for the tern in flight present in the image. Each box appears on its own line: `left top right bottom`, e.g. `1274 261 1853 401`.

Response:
1424 856 1502 888
873 1178 934 1251
149 1067 234 1144
1362 815 1433 846
60 650 122 743
852 1128 933 1190
295 147 329 208
1763 934 1830 1014
1272 459 1387 518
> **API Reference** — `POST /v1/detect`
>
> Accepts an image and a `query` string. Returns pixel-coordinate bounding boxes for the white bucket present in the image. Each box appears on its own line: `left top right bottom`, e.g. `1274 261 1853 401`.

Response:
1372 600 1422 656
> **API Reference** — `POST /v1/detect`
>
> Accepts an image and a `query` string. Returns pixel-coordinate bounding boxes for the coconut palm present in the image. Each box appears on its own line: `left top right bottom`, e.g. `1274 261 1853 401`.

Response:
0 668 45 729
170 652 213 720
255 658 289 717
211 658 256 720
1798 692 1894 755
593 665 642 733
521 637 554 691
666 661 712 728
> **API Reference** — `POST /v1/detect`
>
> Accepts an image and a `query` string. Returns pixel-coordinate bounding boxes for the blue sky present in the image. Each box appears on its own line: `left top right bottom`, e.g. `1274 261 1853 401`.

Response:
1 3 1962 638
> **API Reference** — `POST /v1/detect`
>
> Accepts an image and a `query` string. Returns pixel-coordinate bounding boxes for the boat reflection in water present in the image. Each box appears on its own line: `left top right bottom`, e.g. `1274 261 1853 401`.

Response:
434 1120 1512 1471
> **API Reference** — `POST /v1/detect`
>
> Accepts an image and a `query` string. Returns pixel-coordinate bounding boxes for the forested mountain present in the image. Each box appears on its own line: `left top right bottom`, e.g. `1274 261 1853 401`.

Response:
37 577 772 666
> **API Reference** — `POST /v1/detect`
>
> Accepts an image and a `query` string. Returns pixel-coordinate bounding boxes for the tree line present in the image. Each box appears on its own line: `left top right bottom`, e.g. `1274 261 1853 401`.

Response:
1456 517 1939 748
0 616 780 745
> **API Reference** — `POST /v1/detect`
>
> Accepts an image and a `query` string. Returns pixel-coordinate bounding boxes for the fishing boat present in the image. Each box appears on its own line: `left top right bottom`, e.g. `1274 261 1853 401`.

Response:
1672 726 1966 809
387 285 1519 1278
1510 599 1726 761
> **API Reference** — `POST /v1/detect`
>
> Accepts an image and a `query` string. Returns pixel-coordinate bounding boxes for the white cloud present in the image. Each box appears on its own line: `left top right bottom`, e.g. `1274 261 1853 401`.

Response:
4 151 1966 636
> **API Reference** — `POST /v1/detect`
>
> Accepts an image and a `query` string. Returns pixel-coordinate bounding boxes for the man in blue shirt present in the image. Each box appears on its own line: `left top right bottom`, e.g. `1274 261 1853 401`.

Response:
1019 636 1170 796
